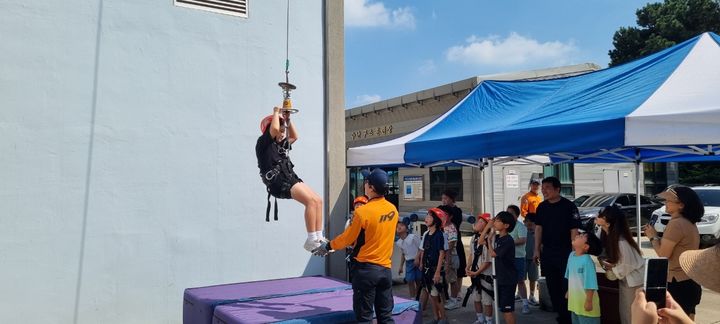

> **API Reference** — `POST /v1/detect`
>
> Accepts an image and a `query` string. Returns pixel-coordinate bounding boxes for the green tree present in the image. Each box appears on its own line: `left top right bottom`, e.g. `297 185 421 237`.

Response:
609 0 720 66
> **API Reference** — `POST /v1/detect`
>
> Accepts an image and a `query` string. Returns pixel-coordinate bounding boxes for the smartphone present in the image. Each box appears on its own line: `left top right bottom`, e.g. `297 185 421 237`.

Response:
648 213 660 227
644 258 669 308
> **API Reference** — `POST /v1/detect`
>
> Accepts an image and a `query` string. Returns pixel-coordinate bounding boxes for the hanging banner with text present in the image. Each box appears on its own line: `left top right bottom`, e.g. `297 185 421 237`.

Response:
403 175 424 201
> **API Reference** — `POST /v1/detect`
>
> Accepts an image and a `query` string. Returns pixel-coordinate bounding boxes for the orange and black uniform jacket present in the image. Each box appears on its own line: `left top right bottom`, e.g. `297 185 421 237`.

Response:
521 191 542 216
330 197 399 268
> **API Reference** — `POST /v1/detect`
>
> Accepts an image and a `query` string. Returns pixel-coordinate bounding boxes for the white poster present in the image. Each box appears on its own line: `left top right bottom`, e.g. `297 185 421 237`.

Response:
505 174 519 188
403 175 424 200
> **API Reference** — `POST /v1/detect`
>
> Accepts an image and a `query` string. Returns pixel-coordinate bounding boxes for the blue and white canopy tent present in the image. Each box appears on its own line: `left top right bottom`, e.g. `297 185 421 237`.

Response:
348 32 720 241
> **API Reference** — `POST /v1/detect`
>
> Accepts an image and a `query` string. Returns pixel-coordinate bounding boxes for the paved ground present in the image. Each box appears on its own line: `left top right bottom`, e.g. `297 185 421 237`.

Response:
391 236 720 323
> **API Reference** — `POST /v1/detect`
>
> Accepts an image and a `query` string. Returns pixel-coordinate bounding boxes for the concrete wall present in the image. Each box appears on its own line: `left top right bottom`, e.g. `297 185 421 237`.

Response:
0 1 330 323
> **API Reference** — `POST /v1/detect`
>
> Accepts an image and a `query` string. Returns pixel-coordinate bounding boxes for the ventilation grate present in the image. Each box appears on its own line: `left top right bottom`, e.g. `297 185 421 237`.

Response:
175 0 248 18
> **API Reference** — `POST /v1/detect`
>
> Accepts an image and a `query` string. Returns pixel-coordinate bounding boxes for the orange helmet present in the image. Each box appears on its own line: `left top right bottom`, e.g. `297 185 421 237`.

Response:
353 195 369 206
428 207 449 227
260 114 285 134
477 212 491 223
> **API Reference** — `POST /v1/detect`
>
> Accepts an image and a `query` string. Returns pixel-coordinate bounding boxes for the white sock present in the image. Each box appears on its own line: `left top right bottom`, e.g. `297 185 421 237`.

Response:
486 316 493 323
522 298 528 306
314 231 324 240
476 313 485 321
308 232 317 241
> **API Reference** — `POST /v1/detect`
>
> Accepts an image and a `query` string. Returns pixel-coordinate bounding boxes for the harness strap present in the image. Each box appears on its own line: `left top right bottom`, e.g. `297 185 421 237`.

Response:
266 192 272 222
265 192 280 222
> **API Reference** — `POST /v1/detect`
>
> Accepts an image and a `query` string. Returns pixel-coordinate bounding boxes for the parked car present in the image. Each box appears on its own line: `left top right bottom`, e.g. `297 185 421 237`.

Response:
652 186 720 248
576 193 663 234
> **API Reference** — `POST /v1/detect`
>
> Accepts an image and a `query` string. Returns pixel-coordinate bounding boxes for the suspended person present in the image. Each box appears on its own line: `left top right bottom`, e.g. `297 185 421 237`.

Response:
256 107 324 252
437 189 467 310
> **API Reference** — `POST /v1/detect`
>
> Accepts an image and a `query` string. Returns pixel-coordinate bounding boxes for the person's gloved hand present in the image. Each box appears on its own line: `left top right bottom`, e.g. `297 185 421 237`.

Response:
313 242 334 257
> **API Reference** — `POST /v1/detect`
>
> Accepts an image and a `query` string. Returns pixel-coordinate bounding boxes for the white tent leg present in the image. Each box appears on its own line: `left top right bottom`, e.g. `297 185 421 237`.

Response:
488 158 499 324
635 161 642 246
489 158 495 216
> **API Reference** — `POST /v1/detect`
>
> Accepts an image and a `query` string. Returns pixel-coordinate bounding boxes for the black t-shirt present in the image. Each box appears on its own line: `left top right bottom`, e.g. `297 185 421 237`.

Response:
535 197 580 259
421 230 446 273
255 129 292 174
494 234 517 285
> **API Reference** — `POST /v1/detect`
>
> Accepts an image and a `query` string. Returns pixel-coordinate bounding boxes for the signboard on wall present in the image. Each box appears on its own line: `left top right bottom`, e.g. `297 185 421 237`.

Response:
505 173 519 188
403 175 424 200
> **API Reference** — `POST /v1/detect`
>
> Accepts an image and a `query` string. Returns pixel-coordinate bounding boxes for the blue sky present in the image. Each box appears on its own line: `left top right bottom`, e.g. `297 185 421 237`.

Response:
344 0 653 108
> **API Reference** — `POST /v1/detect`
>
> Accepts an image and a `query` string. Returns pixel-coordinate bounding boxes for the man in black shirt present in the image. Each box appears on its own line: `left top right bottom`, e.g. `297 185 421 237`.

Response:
533 176 579 324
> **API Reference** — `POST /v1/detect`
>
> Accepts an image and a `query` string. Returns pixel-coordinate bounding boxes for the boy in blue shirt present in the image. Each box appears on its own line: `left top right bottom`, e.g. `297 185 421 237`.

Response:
489 211 517 324
565 233 601 324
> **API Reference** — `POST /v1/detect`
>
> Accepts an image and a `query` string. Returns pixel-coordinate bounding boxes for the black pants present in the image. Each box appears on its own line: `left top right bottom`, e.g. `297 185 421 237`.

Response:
351 262 395 324
542 256 570 324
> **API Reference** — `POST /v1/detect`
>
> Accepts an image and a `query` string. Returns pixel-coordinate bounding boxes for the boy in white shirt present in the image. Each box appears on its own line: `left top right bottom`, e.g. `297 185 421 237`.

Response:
397 221 422 297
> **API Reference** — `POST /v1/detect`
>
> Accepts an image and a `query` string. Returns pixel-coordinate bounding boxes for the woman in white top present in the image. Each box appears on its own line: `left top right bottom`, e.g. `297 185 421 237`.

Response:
595 205 645 324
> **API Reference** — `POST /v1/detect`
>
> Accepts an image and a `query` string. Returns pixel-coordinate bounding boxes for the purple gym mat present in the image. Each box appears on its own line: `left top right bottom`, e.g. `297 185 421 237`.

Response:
212 289 420 324
183 276 350 324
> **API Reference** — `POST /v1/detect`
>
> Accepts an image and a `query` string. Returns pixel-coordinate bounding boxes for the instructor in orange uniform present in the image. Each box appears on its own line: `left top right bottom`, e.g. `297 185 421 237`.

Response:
315 168 399 324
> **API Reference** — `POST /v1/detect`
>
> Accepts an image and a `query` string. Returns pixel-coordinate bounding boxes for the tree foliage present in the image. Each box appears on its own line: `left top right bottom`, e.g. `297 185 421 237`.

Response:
609 0 720 66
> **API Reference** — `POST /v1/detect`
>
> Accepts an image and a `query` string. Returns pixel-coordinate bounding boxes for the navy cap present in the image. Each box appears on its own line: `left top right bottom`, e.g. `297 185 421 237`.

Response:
361 168 389 191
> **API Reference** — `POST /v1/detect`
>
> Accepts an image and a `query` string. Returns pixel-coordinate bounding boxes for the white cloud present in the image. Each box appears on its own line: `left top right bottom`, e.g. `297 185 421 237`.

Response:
445 32 578 67
418 60 436 74
354 94 382 106
345 0 415 29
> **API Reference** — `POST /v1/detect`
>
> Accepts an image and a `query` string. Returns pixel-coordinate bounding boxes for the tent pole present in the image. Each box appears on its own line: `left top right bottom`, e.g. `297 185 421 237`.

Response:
489 158 495 216
635 158 642 246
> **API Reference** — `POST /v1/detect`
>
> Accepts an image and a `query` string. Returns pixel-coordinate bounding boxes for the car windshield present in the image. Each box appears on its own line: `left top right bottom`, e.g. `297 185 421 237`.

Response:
573 195 589 206
579 195 615 207
695 189 720 206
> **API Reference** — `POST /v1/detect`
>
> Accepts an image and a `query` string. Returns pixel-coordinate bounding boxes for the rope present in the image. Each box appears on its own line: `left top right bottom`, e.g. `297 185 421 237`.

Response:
284 0 290 84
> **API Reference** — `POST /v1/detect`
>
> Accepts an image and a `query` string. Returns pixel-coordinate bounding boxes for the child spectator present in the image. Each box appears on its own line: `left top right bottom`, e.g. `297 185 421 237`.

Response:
396 221 422 298
438 208 461 311
565 233 601 324
507 204 530 314
417 208 449 324
523 213 540 306
466 213 495 324
489 211 517 324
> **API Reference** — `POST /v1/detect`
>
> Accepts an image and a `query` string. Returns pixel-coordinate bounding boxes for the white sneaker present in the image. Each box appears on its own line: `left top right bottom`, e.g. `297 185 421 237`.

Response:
528 296 539 306
303 238 321 252
444 298 460 310
522 304 531 315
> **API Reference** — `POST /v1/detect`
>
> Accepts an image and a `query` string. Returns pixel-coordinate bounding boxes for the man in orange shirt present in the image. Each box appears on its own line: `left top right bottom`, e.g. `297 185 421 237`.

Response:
315 168 399 324
520 179 542 217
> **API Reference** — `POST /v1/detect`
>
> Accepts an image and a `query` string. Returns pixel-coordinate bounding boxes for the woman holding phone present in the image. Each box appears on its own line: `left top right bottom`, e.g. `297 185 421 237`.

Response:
595 205 645 324
643 185 703 320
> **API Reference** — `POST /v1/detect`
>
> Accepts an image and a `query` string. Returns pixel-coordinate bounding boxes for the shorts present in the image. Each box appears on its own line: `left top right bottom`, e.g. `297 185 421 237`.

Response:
404 260 422 282
266 172 302 199
497 284 516 313
525 258 539 281
472 276 494 306
514 258 526 282
571 312 600 324
445 255 460 284
423 271 445 297
667 277 702 315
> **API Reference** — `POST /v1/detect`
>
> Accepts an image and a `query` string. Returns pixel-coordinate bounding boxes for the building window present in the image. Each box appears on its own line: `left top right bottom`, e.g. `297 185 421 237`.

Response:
175 0 248 18
348 168 399 209
543 164 575 198
430 166 463 201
